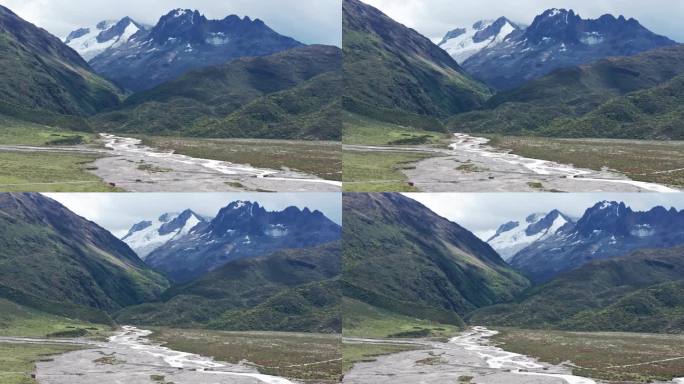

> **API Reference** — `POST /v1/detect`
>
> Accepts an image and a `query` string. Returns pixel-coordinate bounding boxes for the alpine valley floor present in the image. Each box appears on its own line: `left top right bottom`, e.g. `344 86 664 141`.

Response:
1 326 340 384
0 133 341 192
342 327 684 384
343 133 683 192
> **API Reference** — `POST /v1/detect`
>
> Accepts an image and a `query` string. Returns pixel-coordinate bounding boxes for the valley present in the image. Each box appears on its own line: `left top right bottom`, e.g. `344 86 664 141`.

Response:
33 326 326 384
344 133 680 192
342 326 684 384
0 134 341 192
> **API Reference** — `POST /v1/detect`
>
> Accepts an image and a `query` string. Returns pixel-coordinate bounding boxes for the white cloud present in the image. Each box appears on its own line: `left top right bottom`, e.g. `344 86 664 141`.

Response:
362 0 684 42
404 193 684 240
0 0 341 46
45 193 342 237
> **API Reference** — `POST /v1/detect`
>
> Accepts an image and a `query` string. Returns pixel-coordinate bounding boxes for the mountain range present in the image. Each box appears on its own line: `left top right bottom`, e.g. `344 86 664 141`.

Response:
342 0 490 130
508 201 684 283
458 9 677 90
469 246 684 333
144 200 342 283
74 10 303 91
0 5 340 141
343 193 529 326
116 242 341 333
91 44 342 140
449 44 684 139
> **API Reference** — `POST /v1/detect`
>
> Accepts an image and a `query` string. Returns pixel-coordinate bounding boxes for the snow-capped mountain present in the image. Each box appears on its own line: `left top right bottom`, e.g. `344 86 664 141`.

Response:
121 209 205 259
487 210 573 261
64 17 147 61
462 8 677 90
145 201 341 283
438 17 521 63
88 8 303 91
510 201 684 283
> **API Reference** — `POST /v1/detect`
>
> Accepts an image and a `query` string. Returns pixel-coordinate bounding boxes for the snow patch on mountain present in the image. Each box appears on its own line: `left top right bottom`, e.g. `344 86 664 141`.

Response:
488 211 572 261
439 17 520 63
65 17 146 61
122 210 204 259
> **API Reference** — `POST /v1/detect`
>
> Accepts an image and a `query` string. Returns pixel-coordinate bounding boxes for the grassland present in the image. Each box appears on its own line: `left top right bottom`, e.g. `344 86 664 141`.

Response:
0 299 111 339
343 113 445 146
0 343 82 384
493 328 684 383
490 136 684 187
0 152 117 192
150 328 341 383
343 151 433 192
140 135 341 181
343 299 459 339
0 118 96 146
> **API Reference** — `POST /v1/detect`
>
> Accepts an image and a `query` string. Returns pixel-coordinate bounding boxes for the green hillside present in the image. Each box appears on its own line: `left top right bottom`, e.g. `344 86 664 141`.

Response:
0 193 168 322
343 0 490 131
116 243 341 333
91 45 341 140
343 193 529 326
468 246 684 333
0 5 121 130
552 73 684 139
448 45 684 138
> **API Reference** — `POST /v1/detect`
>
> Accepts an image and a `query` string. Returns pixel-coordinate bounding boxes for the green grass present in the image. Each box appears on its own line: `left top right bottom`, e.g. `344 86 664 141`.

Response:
489 135 684 187
343 298 459 339
0 151 118 192
0 343 81 384
0 299 110 339
342 113 445 146
150 328 341 382
493 328 684 383
0 118 96 146
343 150 432 191
140 135 341 182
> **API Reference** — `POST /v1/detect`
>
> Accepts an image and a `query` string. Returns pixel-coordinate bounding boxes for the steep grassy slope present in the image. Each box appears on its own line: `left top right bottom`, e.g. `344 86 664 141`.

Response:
448 45 684 138
554 73 684 139
343 0 490 130
0 5 121 129
343 193 529 326
116 243 341 333
469 246 684 333
92 45 341 140
0 193 168 321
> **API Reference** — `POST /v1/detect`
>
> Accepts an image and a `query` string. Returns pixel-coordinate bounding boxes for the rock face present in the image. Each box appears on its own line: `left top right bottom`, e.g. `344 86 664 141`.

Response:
121 209 206 259
88 8 303 91
0 193 169 313
145 201 342 283
462 8 677 90
64 17 148 61
343 193 530 325
438 17 522 63
510 201 684 283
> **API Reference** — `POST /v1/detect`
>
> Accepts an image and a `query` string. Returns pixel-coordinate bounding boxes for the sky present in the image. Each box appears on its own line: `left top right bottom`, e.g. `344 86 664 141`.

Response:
0 0 342 46
405 193 684 240
362 0 684 43
46 193 342 238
